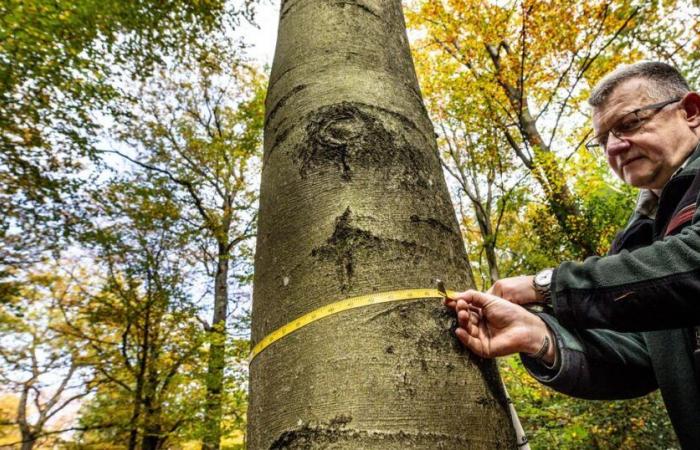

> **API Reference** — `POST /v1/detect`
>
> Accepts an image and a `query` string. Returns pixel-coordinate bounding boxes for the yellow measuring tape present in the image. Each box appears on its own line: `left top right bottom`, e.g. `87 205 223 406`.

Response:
249 286 458 361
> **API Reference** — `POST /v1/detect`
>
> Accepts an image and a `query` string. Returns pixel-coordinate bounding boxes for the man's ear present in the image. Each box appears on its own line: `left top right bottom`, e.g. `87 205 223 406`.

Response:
681 92 700 128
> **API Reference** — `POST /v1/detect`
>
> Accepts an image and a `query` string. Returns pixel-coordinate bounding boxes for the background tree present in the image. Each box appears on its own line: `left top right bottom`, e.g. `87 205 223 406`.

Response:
0 0 254 271
435 116 525 287
406 0 675 259
1 1 260 448
59 181 209 450
0 268 96 450
105 52 264 449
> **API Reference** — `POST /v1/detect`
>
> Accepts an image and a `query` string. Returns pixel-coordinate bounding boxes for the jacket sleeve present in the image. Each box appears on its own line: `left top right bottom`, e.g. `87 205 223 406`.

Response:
552 221 700 331
521 314 658 400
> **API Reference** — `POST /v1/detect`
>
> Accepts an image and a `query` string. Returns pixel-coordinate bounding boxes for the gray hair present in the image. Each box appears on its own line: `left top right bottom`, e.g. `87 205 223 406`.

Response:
588 61 690 107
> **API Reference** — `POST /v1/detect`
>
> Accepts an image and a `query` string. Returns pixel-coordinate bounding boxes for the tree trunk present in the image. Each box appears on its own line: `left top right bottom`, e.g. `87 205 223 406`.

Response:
142 363 163 450
472 204 500 285
19 429 35 450
248 1 516 448
493 66 597 258
202 244 229 450
127 373 142 450
141 434 160 450
129 295 151 450
20 437 35 450
18 386 35 450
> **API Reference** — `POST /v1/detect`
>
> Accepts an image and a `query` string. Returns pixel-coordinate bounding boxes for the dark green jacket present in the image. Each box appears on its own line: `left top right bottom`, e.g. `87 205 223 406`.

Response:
523 143 700 448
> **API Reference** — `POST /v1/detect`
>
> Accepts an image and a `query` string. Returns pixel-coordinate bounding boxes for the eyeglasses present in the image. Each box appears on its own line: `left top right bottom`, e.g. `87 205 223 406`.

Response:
585 97 682 153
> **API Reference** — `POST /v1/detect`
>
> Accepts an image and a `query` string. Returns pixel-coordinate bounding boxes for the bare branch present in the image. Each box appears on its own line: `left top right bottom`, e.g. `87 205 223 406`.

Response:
98 149 214 229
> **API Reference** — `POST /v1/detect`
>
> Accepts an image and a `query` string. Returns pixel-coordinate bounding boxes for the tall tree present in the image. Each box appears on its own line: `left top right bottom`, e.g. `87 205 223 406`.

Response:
62 182 210 450
108 55 264 450
248 1 515 448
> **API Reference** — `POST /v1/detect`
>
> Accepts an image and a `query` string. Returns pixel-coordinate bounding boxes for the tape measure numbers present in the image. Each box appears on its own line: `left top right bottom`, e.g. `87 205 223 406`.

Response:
249 287 458 361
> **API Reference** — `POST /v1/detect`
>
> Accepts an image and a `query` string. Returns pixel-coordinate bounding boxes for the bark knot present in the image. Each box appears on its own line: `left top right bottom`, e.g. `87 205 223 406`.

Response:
296 101 428 187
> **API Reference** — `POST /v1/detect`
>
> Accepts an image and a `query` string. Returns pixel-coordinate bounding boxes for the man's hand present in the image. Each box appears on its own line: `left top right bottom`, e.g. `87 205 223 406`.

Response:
447 290 555 364
487 275 539 305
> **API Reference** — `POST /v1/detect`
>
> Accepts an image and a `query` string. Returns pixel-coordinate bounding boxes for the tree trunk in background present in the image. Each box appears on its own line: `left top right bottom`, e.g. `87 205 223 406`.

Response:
202 246 229 450
473 205 500 285
20 437 35 450
249 1 516 448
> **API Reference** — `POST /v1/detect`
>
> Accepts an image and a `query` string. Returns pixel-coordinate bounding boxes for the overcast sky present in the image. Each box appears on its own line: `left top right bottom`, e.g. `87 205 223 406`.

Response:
242 0 281 68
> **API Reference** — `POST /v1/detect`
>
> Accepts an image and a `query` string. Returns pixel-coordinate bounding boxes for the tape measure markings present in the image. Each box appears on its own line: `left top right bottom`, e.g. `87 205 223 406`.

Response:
249 287 458 361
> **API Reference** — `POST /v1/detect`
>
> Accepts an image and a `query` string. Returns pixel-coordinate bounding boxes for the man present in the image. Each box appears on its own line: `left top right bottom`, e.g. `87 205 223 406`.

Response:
445 61 700 448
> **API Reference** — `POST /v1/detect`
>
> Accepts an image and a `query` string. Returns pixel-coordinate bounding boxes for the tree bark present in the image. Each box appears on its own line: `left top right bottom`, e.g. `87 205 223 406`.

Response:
249 1 516 448
202 243 229 450
473 205 500 285
143 337 164 450
20 436 35 450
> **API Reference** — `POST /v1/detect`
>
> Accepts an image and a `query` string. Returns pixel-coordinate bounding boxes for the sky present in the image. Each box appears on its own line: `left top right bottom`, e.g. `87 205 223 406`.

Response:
241 0 281 68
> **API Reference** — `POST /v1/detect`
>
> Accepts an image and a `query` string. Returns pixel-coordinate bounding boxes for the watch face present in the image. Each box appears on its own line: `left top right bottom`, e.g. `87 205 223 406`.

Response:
536 270 553 285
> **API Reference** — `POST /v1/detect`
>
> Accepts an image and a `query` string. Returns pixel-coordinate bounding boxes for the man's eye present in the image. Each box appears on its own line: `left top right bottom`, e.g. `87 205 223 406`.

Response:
614 117 643 133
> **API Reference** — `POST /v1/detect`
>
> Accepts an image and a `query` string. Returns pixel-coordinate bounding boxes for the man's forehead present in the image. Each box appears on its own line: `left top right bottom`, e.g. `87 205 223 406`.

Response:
592 78 654 125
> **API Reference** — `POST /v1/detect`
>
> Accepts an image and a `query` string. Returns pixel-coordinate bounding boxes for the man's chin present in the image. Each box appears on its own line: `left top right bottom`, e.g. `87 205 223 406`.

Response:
622 162 652 187
623 173 653 189
624 172 666 191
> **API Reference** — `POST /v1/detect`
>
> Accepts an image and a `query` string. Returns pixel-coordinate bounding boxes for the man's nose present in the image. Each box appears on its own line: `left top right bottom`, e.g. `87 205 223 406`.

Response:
605 133 631 156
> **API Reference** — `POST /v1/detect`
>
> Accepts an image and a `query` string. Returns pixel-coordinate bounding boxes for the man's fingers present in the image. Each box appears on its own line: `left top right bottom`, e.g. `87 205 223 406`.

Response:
452 289 496 309
467 310 480 337
455 328 487 358
457 309 470 330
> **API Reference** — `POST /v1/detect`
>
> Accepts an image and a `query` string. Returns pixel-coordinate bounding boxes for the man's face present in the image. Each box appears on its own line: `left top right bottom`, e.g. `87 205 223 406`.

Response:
592 78 694 191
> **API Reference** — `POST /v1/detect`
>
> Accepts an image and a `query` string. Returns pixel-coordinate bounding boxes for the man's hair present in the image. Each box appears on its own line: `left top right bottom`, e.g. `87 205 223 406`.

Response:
588 61 690 107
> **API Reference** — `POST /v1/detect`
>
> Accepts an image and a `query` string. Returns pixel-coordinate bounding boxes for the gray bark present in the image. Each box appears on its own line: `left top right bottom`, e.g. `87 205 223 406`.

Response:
20 437 35 450
202 246 229 450
249 1 517 448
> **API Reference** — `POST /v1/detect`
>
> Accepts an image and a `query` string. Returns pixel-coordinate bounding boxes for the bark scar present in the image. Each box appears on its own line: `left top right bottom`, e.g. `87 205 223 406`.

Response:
409 214 454 234
311 207 420 292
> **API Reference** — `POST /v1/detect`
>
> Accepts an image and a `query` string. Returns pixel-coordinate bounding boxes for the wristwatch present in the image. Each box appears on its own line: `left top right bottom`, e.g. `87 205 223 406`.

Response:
533 268 554 308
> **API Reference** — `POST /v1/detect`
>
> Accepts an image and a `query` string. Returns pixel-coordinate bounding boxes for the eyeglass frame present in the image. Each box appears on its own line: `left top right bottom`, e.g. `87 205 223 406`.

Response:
585 96 683 153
